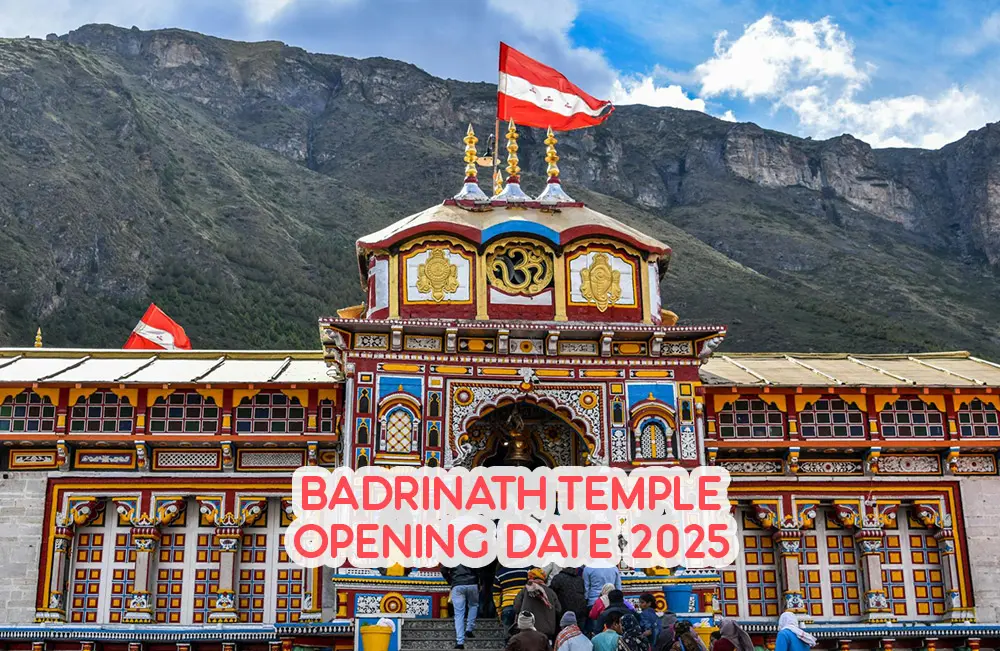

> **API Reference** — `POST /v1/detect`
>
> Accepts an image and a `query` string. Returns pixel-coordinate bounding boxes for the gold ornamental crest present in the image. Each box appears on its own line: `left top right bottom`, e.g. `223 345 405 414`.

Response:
416 249 459 301
580 252 622 312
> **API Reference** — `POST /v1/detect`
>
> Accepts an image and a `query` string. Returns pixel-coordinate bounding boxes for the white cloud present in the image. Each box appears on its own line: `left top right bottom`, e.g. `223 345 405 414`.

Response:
610 76 706 112
696 15 868 100
694 14 996 148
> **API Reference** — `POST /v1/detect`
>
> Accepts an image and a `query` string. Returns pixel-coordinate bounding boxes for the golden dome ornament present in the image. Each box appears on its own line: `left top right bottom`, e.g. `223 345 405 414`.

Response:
536 126 574 204
580 252 622 312
492 119 530 202
416 249 460 301
453 124 489 202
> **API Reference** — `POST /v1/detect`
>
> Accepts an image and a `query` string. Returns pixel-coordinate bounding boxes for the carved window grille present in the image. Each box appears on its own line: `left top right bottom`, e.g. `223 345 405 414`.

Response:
192 526 220 623
634 418 675 460
879 398 944 437
319 399 336 434
154 516 188 623
0 391 55 433
69 390 134 434
275 509 305 623
798 398 865 438
69 509 133 623
798 511 862 621
881 511 946 620
149 392 220 434
717 398 785 438
378 405 420 455
957 399 1000 437
235 392 306 434
235 498 303 623
718 510 780 619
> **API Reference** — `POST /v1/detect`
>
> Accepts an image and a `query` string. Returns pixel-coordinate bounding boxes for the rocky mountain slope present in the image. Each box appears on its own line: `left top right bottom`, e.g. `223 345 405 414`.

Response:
1 24 998 355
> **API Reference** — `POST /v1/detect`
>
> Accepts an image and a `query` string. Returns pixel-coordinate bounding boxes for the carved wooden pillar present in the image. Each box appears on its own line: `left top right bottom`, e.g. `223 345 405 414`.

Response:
833 499 895 623
35 499 105 623
914 501 974 622
123 523 160 622
199 497 268 623
212 525 242 623
114 497 186 623
773 529 805 614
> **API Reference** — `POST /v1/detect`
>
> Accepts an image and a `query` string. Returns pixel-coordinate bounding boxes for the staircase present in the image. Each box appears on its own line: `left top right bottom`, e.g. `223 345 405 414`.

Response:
400 618 507 650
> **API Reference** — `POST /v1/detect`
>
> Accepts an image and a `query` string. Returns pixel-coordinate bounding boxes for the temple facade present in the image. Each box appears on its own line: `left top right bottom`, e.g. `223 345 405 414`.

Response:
1 125 1000 650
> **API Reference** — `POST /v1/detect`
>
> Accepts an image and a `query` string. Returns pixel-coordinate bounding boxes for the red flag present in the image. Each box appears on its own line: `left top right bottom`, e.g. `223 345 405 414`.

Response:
123 304 192 350
498 42 614 130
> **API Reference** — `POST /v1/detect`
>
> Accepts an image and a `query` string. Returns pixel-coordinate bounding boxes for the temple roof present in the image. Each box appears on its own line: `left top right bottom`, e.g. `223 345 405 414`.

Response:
356 202 670 255
700 351 1000 387
0 349 334 385
0 348 998 389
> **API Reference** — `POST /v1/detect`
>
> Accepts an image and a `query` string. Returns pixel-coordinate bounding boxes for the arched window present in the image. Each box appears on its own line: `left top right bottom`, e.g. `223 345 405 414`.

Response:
0 391 56 433
381 407 417 454
879 398 944 437
235 392 306 434
717 398 785 438
428 393 441 418
635 418 674 460
357 389 371 414
611 398 626 426
957 399 999 437
356 420 370 445
69 391 134 434
798 397 865 438
149 392 220 434
427 423 441 448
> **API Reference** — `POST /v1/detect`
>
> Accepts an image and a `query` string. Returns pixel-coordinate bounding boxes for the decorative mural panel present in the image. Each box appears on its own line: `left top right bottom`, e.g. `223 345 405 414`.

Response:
485 241 554 296
567 250 637 310
403 246 472 304
878 454 942 475
447 381 606 467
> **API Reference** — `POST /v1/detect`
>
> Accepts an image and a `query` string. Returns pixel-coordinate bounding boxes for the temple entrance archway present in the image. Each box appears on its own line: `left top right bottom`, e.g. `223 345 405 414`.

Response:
456 401 589 469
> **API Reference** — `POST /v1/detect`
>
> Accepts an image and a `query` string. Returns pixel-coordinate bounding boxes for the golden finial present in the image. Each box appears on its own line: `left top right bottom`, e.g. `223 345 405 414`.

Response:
535 125 575 203
505 119 520 179
463 124 479 181
493 168 504 196
453 123 488 201
34 327 42 348
544 126 560 180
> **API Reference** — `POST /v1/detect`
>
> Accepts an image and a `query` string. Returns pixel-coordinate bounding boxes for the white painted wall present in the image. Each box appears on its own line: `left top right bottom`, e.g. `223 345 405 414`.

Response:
957 477 1000 623
0 472 47 623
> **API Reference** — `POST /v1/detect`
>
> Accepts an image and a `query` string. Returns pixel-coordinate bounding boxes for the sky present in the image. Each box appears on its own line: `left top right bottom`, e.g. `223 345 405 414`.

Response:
3 0 1000 148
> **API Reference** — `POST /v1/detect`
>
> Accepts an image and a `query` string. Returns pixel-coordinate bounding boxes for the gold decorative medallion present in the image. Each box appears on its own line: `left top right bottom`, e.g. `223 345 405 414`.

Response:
487 243 554 294
580 253 622 311
416 249 459 301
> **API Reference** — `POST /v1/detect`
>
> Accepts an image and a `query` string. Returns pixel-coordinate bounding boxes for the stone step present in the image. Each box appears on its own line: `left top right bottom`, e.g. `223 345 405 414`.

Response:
405 618 506 631
403 629 507 641
401 640 505 651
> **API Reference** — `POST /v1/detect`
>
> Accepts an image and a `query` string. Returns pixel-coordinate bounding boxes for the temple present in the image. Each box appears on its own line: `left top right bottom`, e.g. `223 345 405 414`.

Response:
1 123 1000 651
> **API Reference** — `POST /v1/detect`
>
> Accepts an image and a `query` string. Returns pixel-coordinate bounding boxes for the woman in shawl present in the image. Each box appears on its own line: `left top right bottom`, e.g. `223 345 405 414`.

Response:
713 619 754 651
588 583 617 621
670 620 704 651
555 611 593 651
652 612 677 651
775 611 816 651
514 568 562 640
617 612 648 651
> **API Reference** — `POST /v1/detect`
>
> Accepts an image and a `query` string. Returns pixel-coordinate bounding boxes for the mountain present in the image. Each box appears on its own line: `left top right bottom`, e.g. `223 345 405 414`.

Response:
0 24 998 355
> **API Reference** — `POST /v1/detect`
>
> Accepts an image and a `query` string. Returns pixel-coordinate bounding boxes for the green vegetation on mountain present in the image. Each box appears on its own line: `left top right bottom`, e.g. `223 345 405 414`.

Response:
1 25 998 356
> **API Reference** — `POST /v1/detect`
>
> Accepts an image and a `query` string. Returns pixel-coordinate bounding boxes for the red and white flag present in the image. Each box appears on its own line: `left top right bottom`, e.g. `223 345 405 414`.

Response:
497 42 614 130
123 303 192 350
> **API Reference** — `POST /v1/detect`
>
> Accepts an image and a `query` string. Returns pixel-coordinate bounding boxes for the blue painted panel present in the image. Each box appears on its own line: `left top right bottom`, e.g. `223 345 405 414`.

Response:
482 220 561 245
378 376 423 400
626 382 677 409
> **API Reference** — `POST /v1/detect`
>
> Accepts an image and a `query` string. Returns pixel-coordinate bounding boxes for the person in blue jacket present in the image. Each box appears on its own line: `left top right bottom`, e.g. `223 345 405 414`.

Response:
775 611 816 651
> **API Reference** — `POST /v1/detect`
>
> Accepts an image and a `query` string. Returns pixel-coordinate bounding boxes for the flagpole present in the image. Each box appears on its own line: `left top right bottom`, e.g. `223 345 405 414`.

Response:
494 42 503 195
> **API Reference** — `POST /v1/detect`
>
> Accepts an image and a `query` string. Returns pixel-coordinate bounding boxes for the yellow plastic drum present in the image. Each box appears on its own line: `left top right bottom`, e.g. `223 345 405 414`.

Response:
359 624 394 651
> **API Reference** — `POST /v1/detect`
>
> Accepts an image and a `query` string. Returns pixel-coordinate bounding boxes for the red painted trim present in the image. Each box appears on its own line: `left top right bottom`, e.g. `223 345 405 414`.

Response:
358 222 483 251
